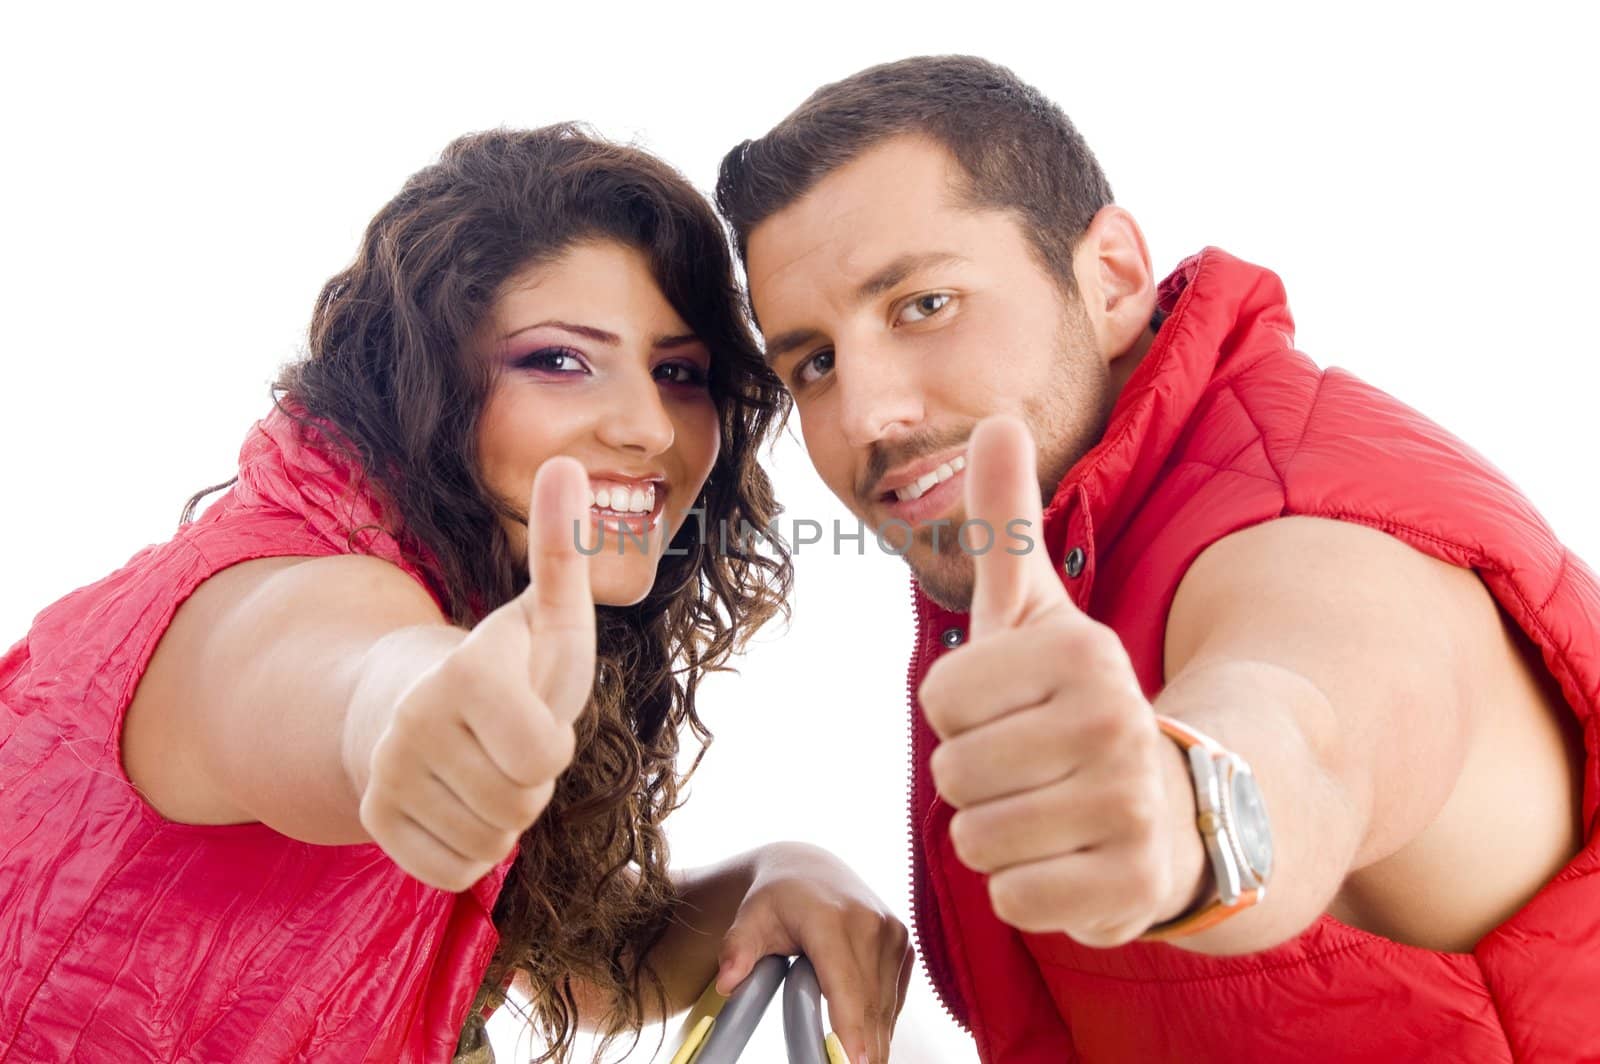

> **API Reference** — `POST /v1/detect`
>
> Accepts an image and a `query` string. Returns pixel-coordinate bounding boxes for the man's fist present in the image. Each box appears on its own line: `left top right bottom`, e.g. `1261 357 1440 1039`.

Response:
920 416 1192 946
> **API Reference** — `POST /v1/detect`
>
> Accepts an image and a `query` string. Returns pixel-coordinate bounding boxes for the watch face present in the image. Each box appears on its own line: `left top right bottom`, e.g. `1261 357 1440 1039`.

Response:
1230 768 1273 879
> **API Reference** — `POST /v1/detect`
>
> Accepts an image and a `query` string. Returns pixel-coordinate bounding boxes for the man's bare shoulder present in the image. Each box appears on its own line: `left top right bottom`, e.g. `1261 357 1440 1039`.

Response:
1167 514 1583 950
1165 514 1488 681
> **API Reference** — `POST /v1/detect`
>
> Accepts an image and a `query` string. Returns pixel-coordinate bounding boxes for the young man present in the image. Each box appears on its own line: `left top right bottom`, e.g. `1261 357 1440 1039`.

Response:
717 56 1598 1062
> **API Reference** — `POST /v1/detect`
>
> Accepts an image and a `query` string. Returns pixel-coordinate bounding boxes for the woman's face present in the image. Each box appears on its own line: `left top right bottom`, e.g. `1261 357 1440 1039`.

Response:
475 240 721 606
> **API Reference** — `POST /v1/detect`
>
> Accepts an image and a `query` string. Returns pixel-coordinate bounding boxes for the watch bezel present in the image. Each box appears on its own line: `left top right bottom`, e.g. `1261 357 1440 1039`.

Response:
1219 756 1272 884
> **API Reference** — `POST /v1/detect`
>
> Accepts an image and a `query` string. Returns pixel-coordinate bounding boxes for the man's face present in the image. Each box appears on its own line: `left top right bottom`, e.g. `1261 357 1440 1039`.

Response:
746 136 1116 610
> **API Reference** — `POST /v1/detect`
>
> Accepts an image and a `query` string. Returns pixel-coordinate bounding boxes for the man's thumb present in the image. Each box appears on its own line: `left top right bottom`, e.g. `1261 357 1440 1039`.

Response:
965 415 1065 636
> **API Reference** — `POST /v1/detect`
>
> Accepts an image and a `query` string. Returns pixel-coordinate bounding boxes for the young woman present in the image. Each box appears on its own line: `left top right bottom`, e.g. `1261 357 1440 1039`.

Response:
0 126 911 1063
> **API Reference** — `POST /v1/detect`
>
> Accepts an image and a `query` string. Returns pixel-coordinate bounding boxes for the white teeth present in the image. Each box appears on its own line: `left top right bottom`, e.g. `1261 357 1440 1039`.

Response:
589 482 658 513
893 454 967 502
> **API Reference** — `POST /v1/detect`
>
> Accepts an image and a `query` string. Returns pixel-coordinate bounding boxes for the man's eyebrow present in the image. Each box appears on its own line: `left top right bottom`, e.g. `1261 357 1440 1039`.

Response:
502 320 701 349
762 251 969 363
764 326 825 364
855 251 968 301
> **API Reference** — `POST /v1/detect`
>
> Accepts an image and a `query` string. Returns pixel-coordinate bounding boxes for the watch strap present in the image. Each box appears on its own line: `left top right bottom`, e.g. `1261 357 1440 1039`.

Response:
1138 715 1263 942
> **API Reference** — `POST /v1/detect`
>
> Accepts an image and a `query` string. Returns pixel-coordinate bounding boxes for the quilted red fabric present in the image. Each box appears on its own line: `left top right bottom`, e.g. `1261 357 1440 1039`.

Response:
0 406 514 1062
906 249 1600 1062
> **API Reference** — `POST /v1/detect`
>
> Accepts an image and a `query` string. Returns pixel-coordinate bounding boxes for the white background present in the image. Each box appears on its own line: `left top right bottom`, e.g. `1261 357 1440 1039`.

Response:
3 3 1596 1061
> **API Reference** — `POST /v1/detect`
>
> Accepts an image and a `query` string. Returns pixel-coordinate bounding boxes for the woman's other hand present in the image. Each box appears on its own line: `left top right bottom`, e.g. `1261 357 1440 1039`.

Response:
714 842 914 1064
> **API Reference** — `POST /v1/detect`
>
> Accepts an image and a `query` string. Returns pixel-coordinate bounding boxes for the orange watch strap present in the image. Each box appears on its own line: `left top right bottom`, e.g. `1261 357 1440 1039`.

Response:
1153 714 1224 755
1138 714 1253 943
1138 887 1262 942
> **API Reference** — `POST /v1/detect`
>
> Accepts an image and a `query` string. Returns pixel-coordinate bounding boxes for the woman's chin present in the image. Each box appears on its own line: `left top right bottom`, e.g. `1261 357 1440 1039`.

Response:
587 556 659 608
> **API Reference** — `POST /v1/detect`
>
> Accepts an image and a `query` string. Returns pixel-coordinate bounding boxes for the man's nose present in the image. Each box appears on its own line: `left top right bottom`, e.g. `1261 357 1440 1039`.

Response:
596 367 676 456
835 341 926 448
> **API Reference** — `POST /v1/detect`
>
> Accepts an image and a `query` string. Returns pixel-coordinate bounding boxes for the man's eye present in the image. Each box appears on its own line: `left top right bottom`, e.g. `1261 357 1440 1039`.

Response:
794 349 835 387
897 293 952 325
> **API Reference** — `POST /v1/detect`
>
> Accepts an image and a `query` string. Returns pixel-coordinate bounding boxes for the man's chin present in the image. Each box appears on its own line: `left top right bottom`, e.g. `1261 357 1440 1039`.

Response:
907 548 975 613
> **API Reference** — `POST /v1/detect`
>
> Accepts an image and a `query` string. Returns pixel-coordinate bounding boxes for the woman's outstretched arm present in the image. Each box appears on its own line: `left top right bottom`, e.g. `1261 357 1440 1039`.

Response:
123 551 463 842
123 459 597 890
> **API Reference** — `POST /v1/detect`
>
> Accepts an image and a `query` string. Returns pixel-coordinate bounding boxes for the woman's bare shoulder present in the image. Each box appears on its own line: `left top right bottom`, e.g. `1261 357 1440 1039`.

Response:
123 552 446 827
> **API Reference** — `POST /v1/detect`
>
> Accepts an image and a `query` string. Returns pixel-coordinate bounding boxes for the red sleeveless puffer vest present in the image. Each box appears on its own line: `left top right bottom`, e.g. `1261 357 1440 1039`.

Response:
907 249 1600 1062
0 406 515 1062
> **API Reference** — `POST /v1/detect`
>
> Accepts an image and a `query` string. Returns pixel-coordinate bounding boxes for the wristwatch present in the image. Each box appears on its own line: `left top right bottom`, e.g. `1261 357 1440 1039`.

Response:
1139 715 1273 941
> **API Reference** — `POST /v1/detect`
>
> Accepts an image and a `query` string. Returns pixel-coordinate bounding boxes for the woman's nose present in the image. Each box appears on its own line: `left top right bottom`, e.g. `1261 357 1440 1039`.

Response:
595 369 676 456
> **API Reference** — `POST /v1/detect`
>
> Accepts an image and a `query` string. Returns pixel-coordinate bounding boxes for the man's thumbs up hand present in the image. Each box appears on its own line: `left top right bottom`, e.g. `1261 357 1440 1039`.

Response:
918 416 1195 946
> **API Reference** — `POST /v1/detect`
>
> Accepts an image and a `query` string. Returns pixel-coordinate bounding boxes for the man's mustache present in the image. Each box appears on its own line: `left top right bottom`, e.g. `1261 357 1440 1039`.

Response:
858 425 975 502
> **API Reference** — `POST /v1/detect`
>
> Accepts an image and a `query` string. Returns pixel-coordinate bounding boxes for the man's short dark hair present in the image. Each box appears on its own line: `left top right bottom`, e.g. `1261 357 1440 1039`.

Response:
716 54 1114 293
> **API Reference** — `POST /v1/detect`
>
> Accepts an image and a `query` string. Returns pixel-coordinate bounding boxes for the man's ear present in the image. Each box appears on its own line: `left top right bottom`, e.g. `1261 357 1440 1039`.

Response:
1072 206 1157 366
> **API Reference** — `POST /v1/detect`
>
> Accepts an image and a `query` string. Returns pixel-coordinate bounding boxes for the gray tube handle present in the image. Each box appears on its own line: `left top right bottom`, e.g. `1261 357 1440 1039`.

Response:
688 954 790 1063
781 954 829 1064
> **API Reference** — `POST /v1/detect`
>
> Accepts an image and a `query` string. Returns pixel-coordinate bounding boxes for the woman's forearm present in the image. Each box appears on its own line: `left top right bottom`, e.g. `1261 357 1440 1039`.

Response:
338 623 470 806
547 850 760 1031
640 849 764 1018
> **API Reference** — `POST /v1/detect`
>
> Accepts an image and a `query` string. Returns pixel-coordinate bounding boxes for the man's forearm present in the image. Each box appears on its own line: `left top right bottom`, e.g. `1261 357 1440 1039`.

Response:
1152 658 1367 955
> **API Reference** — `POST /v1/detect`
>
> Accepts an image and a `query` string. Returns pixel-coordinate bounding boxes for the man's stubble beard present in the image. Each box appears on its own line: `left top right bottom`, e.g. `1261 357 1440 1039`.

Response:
911 299 1113 612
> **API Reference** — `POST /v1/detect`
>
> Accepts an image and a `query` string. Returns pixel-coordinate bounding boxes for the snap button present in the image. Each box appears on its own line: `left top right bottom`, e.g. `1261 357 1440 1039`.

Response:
1063 546 1086 579
940 627 965 649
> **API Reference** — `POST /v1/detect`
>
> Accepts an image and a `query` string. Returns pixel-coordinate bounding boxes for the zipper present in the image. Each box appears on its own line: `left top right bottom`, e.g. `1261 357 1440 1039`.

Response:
904 578 970 1031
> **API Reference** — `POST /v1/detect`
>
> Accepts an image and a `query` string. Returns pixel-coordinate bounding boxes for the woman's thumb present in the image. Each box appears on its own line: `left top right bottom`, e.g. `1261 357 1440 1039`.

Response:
714 917 765 996
714 953 755 998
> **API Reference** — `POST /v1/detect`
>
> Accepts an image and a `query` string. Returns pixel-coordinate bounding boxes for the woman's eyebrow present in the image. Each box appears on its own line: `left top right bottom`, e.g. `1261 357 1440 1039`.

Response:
502 320 701 349
503 320 618 344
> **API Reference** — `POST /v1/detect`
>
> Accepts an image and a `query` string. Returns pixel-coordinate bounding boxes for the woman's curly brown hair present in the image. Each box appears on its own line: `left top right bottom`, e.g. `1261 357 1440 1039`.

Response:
182 125 793 1061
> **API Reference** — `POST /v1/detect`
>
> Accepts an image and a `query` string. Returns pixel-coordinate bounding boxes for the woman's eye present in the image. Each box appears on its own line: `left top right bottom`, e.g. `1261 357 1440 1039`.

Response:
514 347 589 374
897 293 952 325
794 349 835 387
655 361 710 387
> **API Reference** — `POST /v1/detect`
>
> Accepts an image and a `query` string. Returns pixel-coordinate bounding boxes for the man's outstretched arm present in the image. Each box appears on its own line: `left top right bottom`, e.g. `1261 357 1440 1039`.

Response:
1147 513 1486 954
921 417 1556 955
